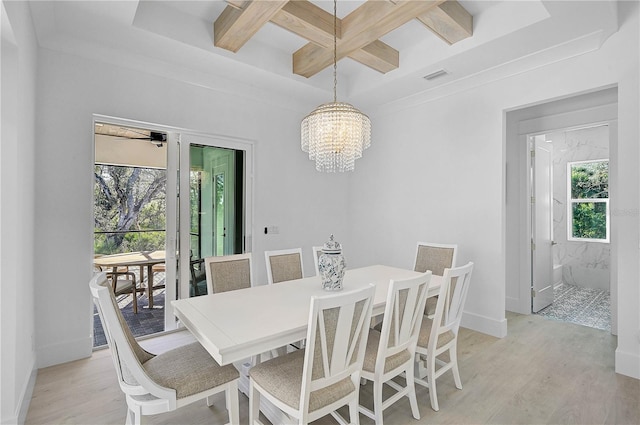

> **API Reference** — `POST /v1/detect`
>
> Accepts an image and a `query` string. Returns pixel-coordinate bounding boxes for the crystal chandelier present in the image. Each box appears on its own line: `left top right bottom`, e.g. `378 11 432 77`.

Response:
301 0 371 173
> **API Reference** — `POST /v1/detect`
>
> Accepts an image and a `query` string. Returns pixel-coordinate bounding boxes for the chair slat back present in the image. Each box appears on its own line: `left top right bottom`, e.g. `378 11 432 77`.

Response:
300 285 375 410
312 246 323 276
90 272 175 401
379 272 431 361
204 253 253 294
265 248 303 284
434 263 474 336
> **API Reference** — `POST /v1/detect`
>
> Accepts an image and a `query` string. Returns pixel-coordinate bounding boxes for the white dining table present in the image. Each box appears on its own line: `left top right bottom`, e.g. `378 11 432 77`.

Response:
172 265 441 366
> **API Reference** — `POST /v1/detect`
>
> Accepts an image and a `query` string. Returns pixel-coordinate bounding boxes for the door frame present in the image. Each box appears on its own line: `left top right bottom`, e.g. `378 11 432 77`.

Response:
92 115 254 333
504 88 618 334
176 133 254 307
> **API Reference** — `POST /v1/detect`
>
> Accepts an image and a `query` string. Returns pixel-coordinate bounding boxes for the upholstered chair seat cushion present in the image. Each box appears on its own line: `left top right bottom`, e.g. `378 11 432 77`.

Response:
250 349 355 412
417 317 455 349
362 329 412 374
143 342 239 399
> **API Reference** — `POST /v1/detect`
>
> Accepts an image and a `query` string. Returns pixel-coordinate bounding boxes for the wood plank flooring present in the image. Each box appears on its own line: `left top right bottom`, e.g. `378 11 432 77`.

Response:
26 312 639 425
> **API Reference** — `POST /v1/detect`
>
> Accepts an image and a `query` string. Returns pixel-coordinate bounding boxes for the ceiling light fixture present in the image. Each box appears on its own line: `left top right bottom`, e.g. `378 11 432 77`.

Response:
301 0 371 173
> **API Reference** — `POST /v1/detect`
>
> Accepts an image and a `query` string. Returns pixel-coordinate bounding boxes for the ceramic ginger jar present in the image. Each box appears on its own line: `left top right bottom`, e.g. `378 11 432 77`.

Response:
318 234 346 291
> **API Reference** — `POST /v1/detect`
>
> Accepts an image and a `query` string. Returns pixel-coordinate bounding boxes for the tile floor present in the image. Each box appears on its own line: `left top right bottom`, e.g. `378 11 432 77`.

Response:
536 283 610 331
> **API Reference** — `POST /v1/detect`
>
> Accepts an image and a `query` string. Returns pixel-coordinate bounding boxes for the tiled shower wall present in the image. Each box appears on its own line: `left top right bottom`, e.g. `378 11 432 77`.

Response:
549 125 610 290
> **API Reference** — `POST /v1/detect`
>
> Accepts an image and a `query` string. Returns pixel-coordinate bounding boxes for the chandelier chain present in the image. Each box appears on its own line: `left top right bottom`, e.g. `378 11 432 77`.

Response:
333 0 337 103
300 0 371 173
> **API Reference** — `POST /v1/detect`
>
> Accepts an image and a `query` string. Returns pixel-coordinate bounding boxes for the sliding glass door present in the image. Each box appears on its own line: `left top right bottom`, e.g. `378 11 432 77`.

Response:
93 119 253 337
170 134 252 310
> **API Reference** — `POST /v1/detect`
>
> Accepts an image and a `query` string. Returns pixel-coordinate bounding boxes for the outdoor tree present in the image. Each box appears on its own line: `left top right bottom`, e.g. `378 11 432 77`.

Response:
570 161 608 239
94 165 167 254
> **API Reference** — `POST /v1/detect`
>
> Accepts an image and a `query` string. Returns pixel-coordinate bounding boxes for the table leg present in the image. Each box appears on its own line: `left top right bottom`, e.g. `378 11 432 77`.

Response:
147 264 154 308
110 267 118 293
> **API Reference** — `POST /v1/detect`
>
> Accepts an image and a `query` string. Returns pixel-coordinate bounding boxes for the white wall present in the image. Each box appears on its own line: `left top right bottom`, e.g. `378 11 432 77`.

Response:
348 2 639 378
20 0 640 387
1 1 38 423
33 48 350 368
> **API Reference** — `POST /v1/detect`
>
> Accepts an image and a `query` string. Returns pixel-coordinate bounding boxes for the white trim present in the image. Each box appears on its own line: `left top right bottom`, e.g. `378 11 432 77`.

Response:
91 115 256 337
177 133 255 300
16 360 37 425
37 336 92 368
460 311 508 338
615 348 640 379
566 159 610 243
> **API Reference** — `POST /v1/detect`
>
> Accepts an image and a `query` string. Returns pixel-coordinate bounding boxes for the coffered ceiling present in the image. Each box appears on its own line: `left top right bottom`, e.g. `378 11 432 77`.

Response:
28 1 619 109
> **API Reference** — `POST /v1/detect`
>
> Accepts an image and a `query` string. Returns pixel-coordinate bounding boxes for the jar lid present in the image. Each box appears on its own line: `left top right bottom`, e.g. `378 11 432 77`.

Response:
322 234 342 254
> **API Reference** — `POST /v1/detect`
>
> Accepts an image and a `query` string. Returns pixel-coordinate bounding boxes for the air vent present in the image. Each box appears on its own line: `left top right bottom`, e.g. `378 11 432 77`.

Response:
423 69 449 81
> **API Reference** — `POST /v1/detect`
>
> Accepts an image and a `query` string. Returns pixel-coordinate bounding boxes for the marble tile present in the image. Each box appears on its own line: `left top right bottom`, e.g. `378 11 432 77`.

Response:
537 283 610 331
549 125 610 289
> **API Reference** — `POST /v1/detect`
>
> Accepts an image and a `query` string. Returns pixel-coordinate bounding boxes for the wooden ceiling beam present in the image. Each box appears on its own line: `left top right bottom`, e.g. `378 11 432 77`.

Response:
272 0 339 48
417 0 472 45
214 1 288 53
219 0 470 78
225 0 399 75
273 1 398 74
349 39 399 73
293 0 444 78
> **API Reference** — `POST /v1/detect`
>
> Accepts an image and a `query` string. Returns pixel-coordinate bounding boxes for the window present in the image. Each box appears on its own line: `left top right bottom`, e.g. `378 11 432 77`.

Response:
567 160 609 242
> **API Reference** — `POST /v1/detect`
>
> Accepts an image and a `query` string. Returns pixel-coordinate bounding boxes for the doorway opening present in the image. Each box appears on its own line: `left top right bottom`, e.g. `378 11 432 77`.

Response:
504 86 618 335
92 120 254 348
531 125 611 331
93 122 168 347
187 144 245 297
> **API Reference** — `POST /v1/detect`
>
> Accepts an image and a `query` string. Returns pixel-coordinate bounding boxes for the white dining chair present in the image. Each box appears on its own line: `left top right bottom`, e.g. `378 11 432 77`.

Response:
312 246 323 276
265 248 304 284
414 262 474 411
360 271 432 425
248 285 376 425
414 242 457 318
90 272 240 425
204 253 253 294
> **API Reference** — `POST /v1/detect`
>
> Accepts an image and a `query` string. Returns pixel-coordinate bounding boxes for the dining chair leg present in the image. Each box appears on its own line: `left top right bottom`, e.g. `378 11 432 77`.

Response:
125 408 133 425
347 397 360 425
373 380 384 425
427 355 439 412
406 365 421 420
450 344 463 389
227 382 240 425
249 380 261 425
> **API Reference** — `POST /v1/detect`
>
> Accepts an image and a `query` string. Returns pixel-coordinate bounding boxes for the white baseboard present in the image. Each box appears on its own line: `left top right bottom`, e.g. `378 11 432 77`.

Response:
615 348 640 379
36 336 93 368
17 361 37 425
461 311 508 338
1 358 37 425
505 296 530 315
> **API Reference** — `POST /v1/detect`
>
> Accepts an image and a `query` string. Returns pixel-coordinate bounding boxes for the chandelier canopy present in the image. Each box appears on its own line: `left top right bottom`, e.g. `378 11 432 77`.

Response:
300 0 371 173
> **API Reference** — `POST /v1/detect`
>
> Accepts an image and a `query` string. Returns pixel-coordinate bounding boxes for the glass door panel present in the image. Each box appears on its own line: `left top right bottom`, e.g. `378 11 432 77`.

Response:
178 135 251 300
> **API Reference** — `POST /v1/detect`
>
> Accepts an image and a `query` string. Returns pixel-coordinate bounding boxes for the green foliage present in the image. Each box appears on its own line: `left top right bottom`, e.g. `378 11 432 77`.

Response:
94 165 166 254
570 160 608 240
572 202 607 239
571 161 608 199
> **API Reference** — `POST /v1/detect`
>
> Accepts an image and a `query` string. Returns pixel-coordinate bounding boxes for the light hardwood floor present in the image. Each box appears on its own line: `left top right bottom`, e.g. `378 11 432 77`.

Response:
26 312 639 425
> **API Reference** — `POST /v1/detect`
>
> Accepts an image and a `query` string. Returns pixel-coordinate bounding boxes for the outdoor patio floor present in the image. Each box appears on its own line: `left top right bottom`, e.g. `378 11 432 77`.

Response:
93 274 167 347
